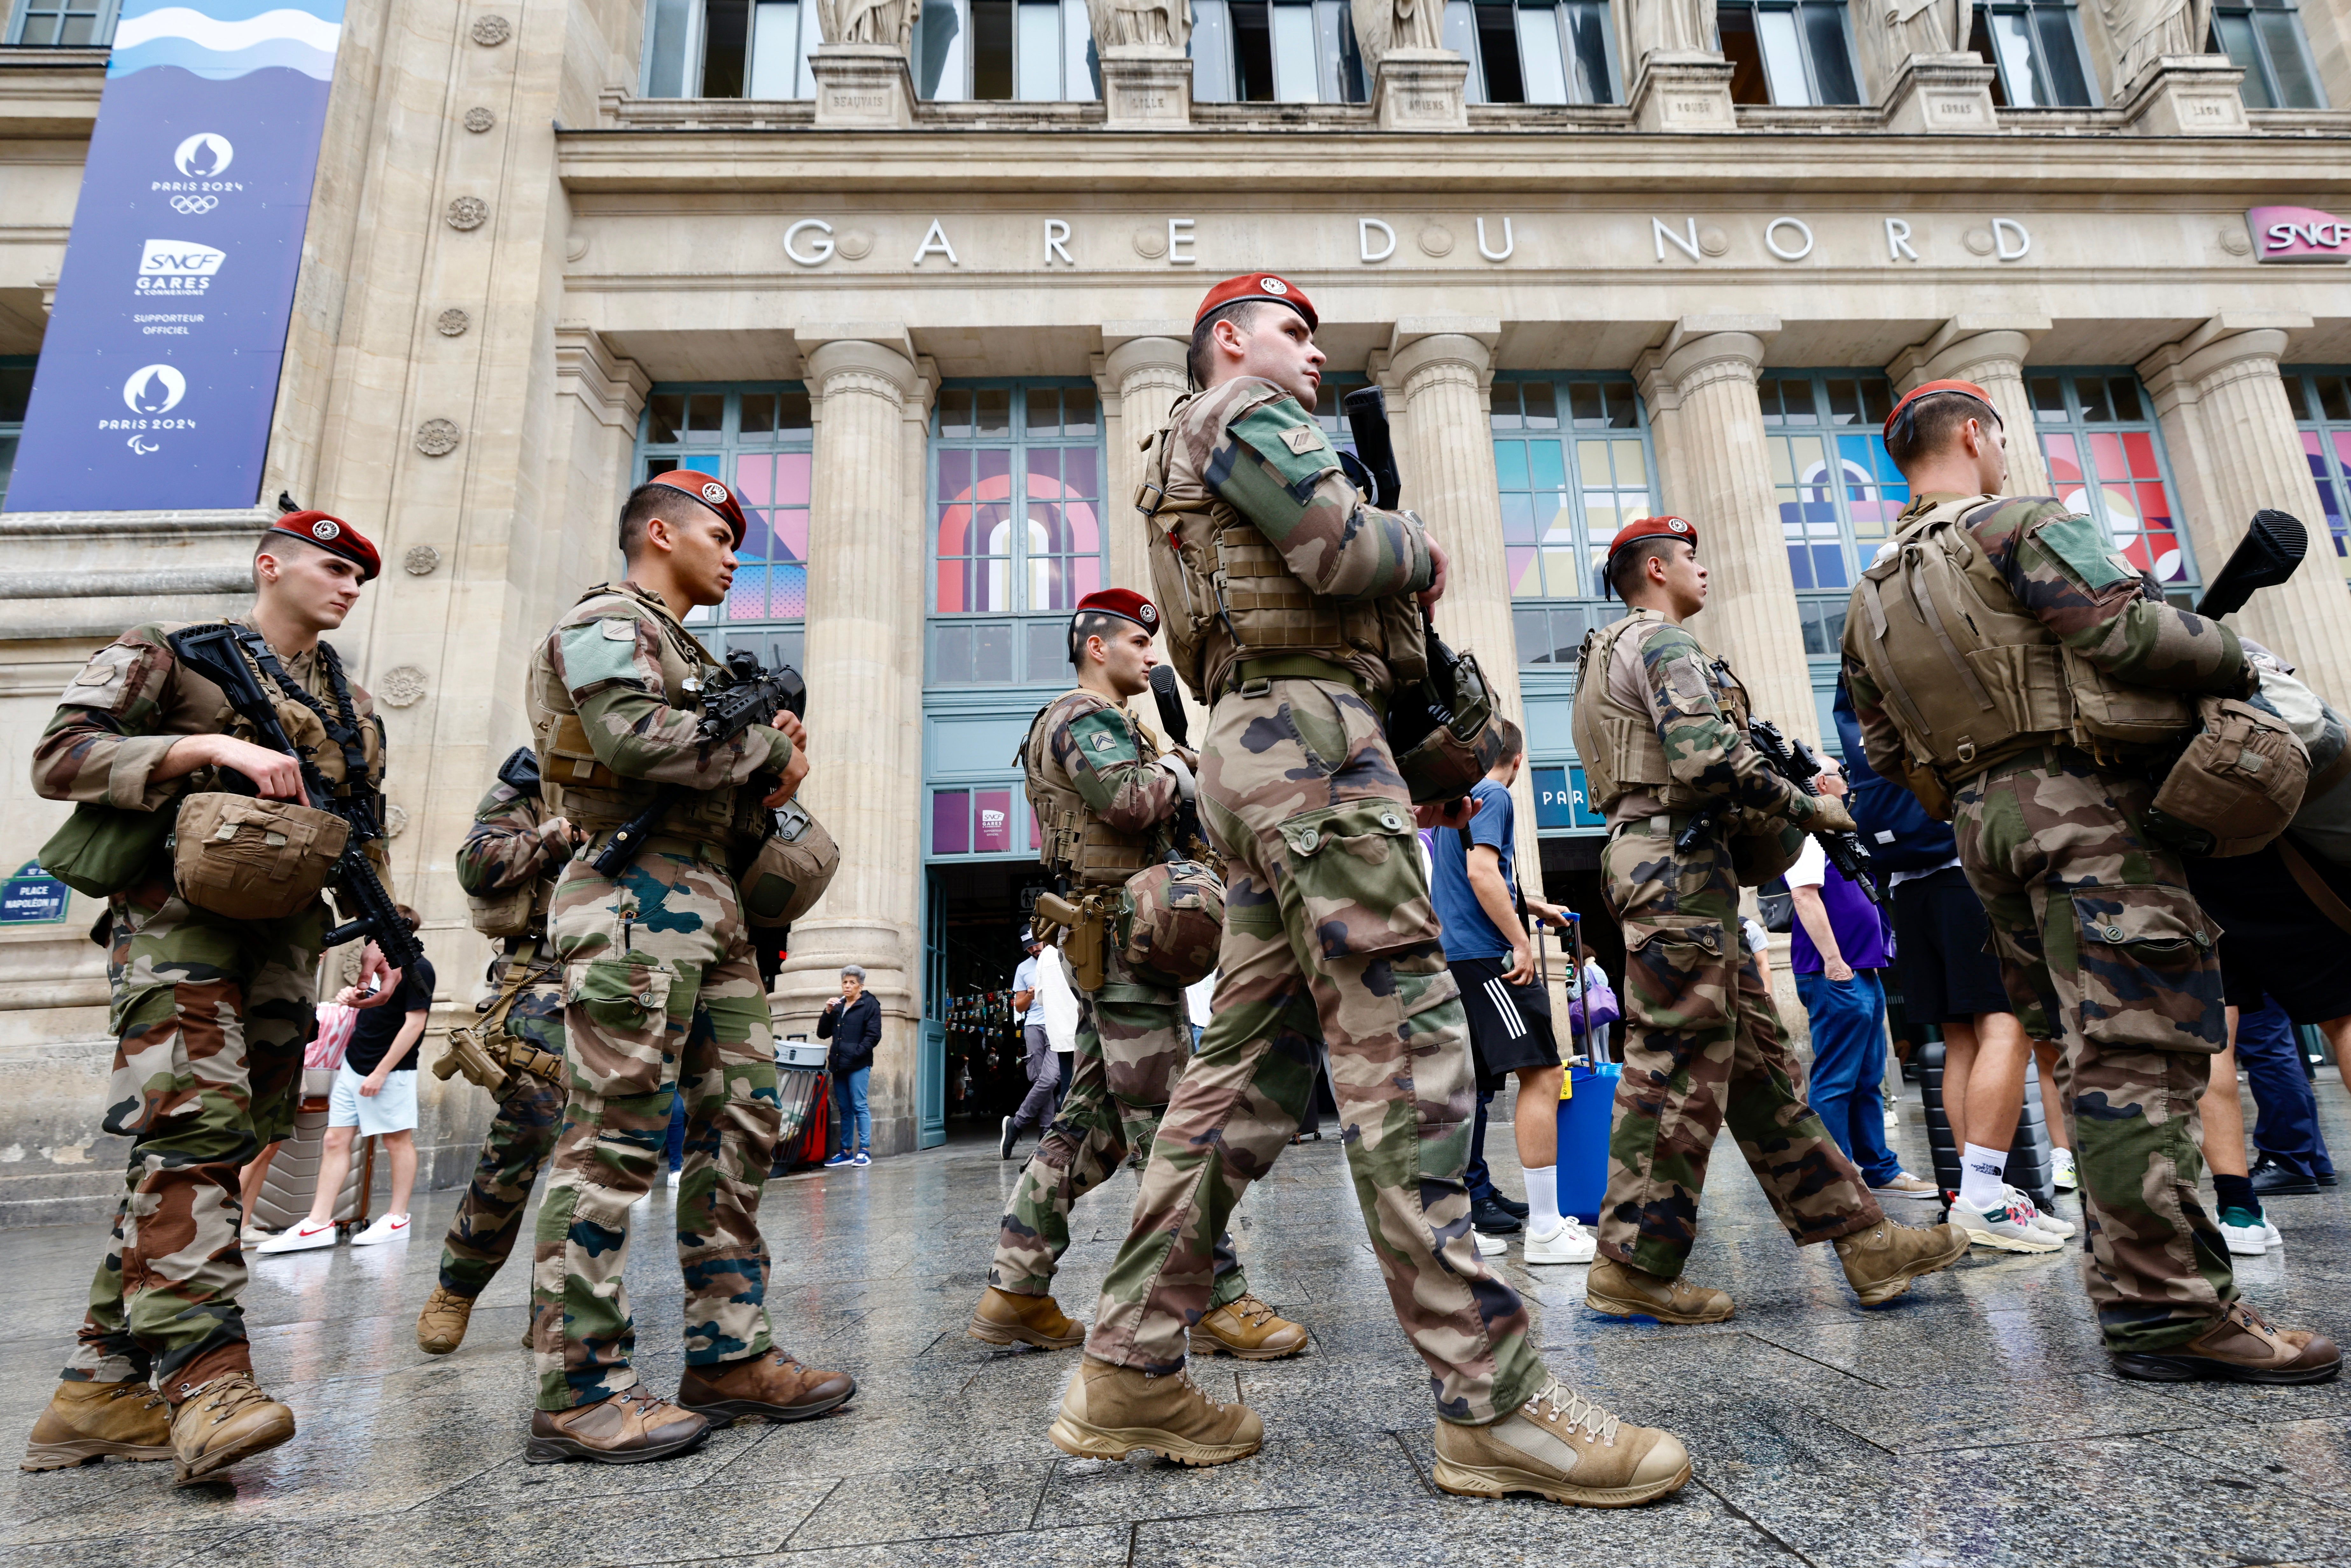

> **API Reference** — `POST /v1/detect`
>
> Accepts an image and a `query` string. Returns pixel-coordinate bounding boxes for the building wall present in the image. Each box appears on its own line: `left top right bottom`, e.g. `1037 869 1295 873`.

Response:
1 1 2348 1222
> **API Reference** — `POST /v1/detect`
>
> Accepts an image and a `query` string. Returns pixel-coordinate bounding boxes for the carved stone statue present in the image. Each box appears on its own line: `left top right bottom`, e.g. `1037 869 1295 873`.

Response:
1350 0 1443 75
1884 0 1962 58
817 0 914 49
1628 0 1719 62
2099 0 2215 86
1087 0 1188 52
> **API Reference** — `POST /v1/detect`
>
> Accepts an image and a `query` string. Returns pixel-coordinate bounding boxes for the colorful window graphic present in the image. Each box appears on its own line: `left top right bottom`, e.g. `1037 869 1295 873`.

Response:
2282 369 2351 585
633 385 815 634
1759 373 1908 597
2029 373 2195 588
1490 376 1658 667
933 385 1103 616
929 786 1028 857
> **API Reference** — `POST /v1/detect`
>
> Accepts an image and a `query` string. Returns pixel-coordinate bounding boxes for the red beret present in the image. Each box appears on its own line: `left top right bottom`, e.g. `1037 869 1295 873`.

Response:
1606 516 1699 558
269 511 380 581
1884 379 2000 443
645 469 749 549
1074 589 1159 635
1194 273 1317 332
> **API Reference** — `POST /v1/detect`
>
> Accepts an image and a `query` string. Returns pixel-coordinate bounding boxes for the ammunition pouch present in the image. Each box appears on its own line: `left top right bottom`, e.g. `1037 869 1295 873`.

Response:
2147 694 2310 858
1393 649 1506 805
170 792 346 922
467 880 539 941
1119 859 1224 987
38 798 179 899
737 800 840 928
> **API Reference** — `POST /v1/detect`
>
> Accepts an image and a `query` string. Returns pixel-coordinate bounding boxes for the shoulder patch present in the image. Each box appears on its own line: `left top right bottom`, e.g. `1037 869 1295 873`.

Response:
1229 401 1337 488
559 618 647 692
2028 511 2138 593
1064 706 1139 768
601 619 635 640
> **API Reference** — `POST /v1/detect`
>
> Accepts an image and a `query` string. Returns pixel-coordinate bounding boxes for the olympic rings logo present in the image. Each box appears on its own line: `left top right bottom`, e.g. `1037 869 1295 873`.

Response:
169 195 218 215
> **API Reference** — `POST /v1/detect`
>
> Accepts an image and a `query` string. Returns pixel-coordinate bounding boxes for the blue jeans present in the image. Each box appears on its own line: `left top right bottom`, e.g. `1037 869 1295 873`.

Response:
832 1065 871 1154
1796 970 1901 1187
664 1094 687 1173
2239 995 2332 1179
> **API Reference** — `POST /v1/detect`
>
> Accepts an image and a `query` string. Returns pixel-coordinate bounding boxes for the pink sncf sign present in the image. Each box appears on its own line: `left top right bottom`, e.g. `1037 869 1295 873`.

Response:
2247 206 2351 263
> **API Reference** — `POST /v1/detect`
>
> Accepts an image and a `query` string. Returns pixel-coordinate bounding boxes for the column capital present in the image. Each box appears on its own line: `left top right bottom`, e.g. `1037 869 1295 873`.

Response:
553 325 651 432
1885 316 2049 392
1639 316 1776 399
803 327 920 402
1103 332 1189 385
1389 318 1498 386
2139 313 2312 399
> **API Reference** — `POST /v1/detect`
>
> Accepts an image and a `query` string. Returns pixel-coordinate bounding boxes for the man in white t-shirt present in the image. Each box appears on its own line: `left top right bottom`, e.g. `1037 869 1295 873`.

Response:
1038 940 1080 1108
1002 937 1056 1160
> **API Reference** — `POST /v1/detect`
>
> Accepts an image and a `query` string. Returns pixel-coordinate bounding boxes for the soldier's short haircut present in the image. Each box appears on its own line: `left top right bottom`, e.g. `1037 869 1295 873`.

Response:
1188 300 1273 387
1608 537 1682 600
617 481 699 559
250 529 324 588
1068 609 1124 667
1885 389 1995 468
1494 717 1525 763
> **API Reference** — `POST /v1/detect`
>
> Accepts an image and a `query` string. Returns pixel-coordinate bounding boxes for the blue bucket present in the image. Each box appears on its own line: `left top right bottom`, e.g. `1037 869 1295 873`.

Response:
1554 1062 1620 1225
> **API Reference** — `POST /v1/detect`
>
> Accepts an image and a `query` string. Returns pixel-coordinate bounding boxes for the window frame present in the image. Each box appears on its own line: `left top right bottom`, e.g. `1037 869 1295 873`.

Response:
1716 0 1863 106
5 0 120 45
2280 366 2351 587
1451 0 1620 104
913 0 1100 100
1191 0 1366 102
2027 368 2201 600
642 0 821 98
1970 0 2101 108
2209 0 2328 108
1752 370 1908 670
0 355 34 513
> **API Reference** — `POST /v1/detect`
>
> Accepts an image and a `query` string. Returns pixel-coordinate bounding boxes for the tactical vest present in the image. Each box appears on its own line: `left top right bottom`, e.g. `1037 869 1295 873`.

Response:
1021 693 1160 888
528 587 744 843
1139 392 1427 705
1846 494 2194 784
207 622 385 802
1571 611 1752 816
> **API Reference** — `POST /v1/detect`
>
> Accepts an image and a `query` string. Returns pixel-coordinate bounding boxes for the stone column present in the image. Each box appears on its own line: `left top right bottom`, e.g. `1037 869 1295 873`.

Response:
1635 317 1818 745
778 327 926 1156
1887 317 2053 500
1097 330 1203 738
2140 317 2351 706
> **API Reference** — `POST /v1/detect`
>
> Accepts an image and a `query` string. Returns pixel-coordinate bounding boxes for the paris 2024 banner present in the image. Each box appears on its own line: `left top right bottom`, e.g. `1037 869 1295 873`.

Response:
4 0 345 512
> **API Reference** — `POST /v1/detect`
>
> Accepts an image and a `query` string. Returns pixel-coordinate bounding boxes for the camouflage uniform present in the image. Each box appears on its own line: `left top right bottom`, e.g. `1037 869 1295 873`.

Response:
1846 493 2251 1353
1089 378 1544 1426
526 582 794 1412
436 778 569 1299
1576 610 1880 1278
988 690 1247 1311
31 617 380 1397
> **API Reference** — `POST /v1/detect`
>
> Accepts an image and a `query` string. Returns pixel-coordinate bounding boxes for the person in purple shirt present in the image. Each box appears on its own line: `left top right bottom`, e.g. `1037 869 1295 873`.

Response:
1785 762 1928 1197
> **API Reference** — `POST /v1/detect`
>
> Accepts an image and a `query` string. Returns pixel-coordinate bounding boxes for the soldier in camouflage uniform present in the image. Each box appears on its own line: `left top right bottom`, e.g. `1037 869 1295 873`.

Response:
1049 274 1690 1509
414 754 575 1355
22 512 388 1483
1573 515 1969 1328
970 589 1306 1361
523 472 854 1465
1845 379 2339 1383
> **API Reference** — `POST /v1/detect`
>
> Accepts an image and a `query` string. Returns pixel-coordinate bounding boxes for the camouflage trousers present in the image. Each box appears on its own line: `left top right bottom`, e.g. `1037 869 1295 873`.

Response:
1956 752 2235 1354
1598 821 1881 1279
65 882 321 1397
1085 676 1543 1425
438 972 565 1298
987 946 1247 1311
531 841 783 1411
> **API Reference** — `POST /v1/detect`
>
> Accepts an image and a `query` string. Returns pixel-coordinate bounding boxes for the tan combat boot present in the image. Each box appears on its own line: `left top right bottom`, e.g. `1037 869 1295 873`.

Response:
168 1372 296 1485
1585 1258 1734 1324
526 1388 710 1465
968 1286 1087 1350
416 1286 475 1356
1432 1378 1692 1508
675 1348 856 1424
1047 1355 1263 1467
1189 1293 1308 1361
1835 1219 1971 1307
21 1380 171 1471
2112 1300 2343 1385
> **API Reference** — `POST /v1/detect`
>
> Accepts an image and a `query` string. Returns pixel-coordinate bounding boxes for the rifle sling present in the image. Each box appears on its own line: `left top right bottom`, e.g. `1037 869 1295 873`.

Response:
478 937 557 1042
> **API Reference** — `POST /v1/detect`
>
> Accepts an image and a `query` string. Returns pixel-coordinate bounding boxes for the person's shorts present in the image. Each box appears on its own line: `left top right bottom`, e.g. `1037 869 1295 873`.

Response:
1891 866 2013 1024
327 1063 419 1137
1451 956 1561 1093
2188 845 2351 1025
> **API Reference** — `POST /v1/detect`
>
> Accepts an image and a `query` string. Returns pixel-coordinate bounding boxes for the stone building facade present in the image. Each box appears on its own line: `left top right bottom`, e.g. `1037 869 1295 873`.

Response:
1 0 2347 1223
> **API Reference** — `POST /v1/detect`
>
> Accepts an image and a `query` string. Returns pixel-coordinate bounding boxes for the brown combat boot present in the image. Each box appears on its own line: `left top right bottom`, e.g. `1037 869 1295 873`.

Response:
1585 1258 1734 1324
1432 1377 1692 1508
2112 1300 2343 1385
968 1286 1086 1350
1189 1293 1308 1360
1835 1219 1971 1307
676 1348 856 1425
526 1388 710 1465
416 1286 475 1356
21 1380 171 1471
1047 1355 1263 1467
168 1372 296 1485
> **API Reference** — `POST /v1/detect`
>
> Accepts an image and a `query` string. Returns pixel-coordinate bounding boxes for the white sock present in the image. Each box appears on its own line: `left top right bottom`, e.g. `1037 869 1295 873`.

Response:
1959 1144 2009 1212
1523 1166 1560 1233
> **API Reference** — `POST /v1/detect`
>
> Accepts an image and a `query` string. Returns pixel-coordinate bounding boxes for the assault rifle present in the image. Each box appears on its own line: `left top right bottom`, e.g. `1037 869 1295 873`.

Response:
496 744 541 797
2196 508 2306 620
165 624 424 968
1339 385 1403 510
1672 717 1884 907
1147 664 1210 860
588 648 806 878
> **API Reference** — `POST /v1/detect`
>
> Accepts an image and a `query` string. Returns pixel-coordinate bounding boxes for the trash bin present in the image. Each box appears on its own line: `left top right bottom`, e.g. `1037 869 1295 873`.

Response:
773 1039 829 1174
1555 1061 1619 1225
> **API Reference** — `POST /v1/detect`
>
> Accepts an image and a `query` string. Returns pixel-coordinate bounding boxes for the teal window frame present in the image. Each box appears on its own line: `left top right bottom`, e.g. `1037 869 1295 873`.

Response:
2210 0 2327 108
2026 369 2200 603
2281 366 2351 586
1755 370 1908 676
6 0 119 45
1490 373 1659 672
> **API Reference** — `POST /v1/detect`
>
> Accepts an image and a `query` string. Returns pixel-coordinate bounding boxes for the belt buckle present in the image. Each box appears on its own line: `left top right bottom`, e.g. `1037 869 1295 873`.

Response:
1239 676 1271 698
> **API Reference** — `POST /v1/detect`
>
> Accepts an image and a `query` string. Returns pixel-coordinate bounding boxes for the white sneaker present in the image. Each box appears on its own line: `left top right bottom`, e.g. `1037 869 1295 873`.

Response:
1884 1107 1900 1130
2051 1147 2078 1191
350 1213 410 1246
254 1219 337 1254
1472 1231 1509 1258
1952 1196 2064 1254
2005 1186 2075 1239
1870 1172 1941 1201
666 1168 681 1188
239 1223 272 1245
2266 1218 2283 1246
2219 1215 2269 1256
1523 1219 1598 1265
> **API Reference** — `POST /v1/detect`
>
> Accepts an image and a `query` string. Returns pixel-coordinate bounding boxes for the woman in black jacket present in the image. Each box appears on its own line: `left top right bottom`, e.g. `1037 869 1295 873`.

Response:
818 965 881 1166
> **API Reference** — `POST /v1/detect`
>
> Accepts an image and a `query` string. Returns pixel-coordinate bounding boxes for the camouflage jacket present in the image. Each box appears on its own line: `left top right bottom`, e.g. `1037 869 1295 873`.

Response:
456 779 561 898
1590 612 1815 828
1842 492 2250 784
33 614 381 815
1025 687 1178 885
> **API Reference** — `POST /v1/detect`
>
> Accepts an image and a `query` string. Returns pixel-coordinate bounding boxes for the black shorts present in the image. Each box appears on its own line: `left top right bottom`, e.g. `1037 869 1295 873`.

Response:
1890 866 2013 1023
1451 956 1561 1092
2187 846 2351 1025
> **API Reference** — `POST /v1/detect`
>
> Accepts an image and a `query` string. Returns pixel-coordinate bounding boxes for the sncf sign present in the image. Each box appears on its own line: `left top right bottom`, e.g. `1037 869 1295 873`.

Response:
2247 206 2351 263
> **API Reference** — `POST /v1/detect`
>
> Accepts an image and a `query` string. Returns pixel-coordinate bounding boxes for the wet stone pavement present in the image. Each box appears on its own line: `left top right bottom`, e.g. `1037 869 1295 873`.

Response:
9 1074 2351 1568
